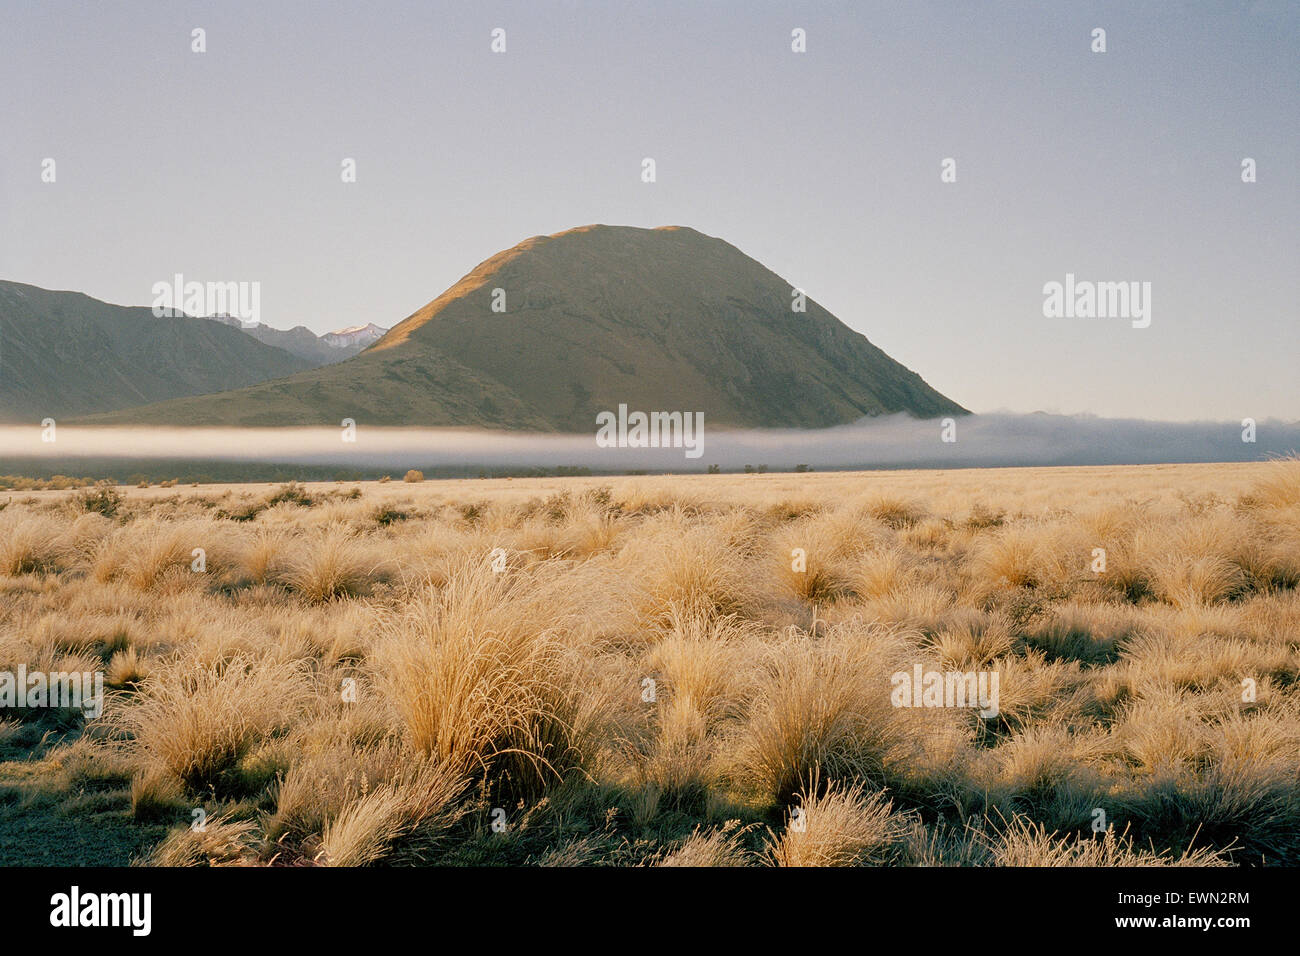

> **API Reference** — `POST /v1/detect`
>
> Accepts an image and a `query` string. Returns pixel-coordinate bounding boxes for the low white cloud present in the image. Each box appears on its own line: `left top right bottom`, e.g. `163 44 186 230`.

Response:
1 414 1296 472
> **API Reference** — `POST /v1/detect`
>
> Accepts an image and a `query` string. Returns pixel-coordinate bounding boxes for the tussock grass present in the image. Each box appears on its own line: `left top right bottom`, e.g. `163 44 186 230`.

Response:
735 620 960 803
130 765 185 822
659 822 752 867
989 818 1229 867
1246 454 1300 509
238 528 290 585
373 558 587 795
3 461 1295 866
623 515 753 622
767 779 913 867
280 529 384 602
107 646 150 688
92 518 224 589
125 654 312 793
317 759 466 865
851 546 916 600
0 513 69 574
137 812 260 866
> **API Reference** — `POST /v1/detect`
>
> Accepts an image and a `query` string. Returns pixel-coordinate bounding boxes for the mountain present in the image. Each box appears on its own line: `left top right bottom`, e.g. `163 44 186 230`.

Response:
0 281 315 423
322 323 387 350
205 316 386 365
78 225 968 429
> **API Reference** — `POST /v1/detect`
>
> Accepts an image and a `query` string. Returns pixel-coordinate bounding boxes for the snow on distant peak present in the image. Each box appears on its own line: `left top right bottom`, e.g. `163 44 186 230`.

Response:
322 322 387 348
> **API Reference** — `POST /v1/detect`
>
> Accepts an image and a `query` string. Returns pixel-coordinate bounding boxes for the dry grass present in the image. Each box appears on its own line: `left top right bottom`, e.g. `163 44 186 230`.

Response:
989 818 1229 867
1 459 1296 866
735 620 960 803
0 512 76 575
124 654 312 793
317 758 465 865
372 557 588 796
279 529 384 602
767 779 913 866
658 822 752 867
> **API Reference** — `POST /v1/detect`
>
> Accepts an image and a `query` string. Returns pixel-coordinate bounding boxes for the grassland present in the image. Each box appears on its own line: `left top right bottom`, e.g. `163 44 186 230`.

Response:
1 460 1297 867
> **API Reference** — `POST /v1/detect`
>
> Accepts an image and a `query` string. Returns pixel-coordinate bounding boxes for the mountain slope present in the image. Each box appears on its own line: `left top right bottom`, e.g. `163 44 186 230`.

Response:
0 281 315 422
81 225 967 429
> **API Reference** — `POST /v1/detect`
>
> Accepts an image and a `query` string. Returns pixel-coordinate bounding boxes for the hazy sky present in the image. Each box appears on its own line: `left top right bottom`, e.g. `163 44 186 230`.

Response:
2 1 1296 420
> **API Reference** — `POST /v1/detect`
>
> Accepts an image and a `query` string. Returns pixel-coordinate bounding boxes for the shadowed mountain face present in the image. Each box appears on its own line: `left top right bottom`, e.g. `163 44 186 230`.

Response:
81 225 967 429
0 281 314 423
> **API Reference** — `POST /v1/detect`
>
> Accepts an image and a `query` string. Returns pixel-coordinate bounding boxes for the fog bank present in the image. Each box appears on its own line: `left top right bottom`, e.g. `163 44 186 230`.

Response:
1 413 1296 475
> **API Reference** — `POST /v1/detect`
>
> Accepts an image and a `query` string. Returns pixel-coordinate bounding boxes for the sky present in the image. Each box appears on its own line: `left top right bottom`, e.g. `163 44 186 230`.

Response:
1 1 1296 421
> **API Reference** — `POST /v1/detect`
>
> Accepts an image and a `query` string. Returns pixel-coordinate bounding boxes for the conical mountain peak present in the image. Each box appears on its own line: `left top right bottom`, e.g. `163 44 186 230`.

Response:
84 225 965 429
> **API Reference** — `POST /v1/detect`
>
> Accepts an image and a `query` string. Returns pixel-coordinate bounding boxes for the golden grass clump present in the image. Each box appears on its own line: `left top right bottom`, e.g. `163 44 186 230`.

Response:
735 620 960 803
767 779 912 867
769 511 864 602
92 518 224 590
1245 454 1300 509
658 822 752 867
279 529 384 602
851 545 916 600
989 818 1228 867
238 527 291 585
316 758 466 866
373 558 588 793
622 515 753 622
137 812 261 867
125 654 313 793
0 512 70 575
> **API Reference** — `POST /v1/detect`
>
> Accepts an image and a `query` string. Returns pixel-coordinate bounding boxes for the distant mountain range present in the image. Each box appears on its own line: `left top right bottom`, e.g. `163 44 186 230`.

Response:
0 280 388 422
0 281 305 422
322 323 387 350
2 226 966 429
204 316 387 366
